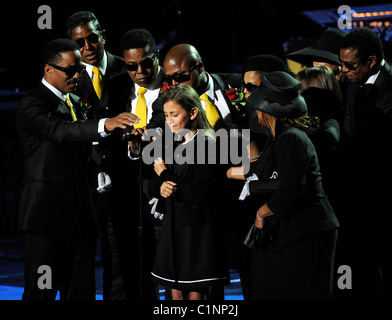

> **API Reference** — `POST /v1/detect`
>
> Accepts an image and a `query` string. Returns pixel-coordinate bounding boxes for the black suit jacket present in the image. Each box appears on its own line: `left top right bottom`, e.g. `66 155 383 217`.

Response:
343 61 392 138
249 126 339 251
75 51 125 120
16 82 103 236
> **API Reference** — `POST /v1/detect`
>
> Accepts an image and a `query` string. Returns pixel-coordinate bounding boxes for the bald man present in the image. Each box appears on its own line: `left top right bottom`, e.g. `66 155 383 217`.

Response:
148 44 245 130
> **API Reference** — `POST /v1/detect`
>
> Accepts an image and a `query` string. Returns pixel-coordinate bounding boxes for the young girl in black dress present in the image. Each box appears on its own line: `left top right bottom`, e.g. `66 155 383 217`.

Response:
148 85 229 300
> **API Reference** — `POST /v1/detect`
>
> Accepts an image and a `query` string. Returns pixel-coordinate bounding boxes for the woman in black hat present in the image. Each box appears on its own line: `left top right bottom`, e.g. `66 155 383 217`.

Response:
245 71 340 300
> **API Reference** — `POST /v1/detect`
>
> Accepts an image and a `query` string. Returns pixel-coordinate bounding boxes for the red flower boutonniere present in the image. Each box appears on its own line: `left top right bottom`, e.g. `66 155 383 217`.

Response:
79 97 92 119
160 82 171 93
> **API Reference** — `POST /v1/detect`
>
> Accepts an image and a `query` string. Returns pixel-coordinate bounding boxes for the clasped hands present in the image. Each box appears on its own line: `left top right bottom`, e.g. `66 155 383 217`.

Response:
154 157 177 198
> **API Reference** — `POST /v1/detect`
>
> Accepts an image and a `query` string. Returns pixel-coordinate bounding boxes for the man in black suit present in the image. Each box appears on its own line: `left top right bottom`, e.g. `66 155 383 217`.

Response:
338 27 392 299
66 11 132 300
155 43 246 130
66 11 124 120
97 28 164 300
15 38 138 300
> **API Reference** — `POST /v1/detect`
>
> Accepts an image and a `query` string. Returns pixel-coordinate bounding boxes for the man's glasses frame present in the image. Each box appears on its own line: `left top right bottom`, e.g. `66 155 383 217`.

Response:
164 64 197 85
74 33 101 49
125 53 158 72
49 64 86 77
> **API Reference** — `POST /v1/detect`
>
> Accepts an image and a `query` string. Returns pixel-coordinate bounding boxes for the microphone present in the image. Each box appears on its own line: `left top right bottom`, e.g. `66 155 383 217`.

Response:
122 125 142 142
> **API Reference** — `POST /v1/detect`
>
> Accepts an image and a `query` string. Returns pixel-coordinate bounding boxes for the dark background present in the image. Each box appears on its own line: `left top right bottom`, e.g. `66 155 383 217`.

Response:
0 0 389 237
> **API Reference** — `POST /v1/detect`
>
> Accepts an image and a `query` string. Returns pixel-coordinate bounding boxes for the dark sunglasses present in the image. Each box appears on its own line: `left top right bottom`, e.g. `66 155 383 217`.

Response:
125 53 157 72
342 59 362 71
49 63 86 77
164 64 197 85
242 80 259 92
74 33 100 49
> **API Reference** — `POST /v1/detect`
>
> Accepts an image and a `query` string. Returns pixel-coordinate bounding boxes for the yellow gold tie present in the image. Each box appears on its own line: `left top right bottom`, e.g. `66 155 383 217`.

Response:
134 86 148 129
199 93 222 129
65 95 78 121
92 66 102 99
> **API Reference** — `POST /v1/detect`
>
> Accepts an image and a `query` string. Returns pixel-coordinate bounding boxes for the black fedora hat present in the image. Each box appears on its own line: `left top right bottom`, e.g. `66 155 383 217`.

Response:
247 71 307 118
286 29 347 66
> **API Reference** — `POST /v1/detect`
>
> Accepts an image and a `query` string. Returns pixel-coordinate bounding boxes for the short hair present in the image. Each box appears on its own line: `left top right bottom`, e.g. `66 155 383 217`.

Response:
341 27 384 67
42 38 79 66
66 11 102 38
120 29 156 56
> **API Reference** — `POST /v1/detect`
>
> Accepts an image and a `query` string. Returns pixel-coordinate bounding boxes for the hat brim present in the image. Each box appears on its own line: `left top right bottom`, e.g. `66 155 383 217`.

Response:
286 47 342 66
247 86 308 118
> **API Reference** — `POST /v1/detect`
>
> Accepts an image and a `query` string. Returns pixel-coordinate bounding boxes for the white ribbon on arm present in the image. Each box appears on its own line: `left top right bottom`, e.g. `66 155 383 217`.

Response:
97 172 112 194
238 173 259 200
149 197 164 220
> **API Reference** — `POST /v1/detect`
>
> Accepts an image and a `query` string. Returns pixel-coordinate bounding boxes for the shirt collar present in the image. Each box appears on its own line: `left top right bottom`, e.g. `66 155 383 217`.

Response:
204 73 215 100
82 50 107 78
41 77 66 102
365 59 385 85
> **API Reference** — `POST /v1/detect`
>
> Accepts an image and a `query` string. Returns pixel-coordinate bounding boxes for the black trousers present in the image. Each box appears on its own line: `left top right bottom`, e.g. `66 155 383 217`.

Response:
21 229 96 300
250 229 338 300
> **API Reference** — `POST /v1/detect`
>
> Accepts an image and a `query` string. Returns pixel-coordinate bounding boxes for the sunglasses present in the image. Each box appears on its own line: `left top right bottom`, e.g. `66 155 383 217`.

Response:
242 80 259 92
164 64 197 85
125 53 157 72
341 59 362 71
74 33 100 49
49 63 86 77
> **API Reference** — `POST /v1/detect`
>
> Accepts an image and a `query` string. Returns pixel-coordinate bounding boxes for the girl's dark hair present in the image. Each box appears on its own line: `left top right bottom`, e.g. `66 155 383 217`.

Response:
162 85 212 133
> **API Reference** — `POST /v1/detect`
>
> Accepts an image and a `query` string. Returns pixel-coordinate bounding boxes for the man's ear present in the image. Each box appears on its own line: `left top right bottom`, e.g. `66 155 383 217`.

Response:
44 64 53 78
195 61 204 74
190 107 199 120
369 55 377 69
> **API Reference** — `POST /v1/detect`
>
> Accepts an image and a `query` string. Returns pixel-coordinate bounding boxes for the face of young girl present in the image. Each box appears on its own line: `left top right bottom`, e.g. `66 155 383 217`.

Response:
164 100 191 134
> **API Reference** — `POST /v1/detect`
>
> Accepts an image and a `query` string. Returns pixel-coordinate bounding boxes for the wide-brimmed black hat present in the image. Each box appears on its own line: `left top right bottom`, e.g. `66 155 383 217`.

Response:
247 71 307 118
242 54 288 74
285 29 347 66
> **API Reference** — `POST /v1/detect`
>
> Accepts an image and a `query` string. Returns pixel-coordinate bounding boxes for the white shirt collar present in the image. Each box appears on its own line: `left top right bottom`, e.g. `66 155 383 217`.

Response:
204 73 215 100
365 59 385 85
82 50 107 79
41 77 66 102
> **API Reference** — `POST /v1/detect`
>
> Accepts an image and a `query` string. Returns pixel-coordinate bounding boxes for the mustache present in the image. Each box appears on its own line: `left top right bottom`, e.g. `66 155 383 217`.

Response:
67 78 79 85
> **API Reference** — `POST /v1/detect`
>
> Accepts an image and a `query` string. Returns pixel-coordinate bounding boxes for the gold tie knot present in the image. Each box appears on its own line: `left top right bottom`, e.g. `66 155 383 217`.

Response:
138 86 148 96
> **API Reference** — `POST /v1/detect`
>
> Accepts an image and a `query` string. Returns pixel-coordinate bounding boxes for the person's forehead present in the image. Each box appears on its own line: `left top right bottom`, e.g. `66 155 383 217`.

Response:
340 48 359 61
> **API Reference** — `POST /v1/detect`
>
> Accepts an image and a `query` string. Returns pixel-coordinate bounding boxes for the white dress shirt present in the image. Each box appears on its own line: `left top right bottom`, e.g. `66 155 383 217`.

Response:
41 77 108 137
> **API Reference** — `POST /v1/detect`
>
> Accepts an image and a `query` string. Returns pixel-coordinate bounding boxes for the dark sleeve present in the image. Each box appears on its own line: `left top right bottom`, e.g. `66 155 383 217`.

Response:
160 163 218 205
16 96 101 144
266 132 310 218
147 95 165 129
148 170 166 199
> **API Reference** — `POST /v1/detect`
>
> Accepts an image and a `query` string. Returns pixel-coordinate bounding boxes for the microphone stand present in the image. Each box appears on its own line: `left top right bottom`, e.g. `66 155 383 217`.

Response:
137 141 144 300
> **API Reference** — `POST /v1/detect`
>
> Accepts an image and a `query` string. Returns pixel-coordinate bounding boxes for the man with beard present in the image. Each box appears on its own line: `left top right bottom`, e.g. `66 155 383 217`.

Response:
15 38 138 300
